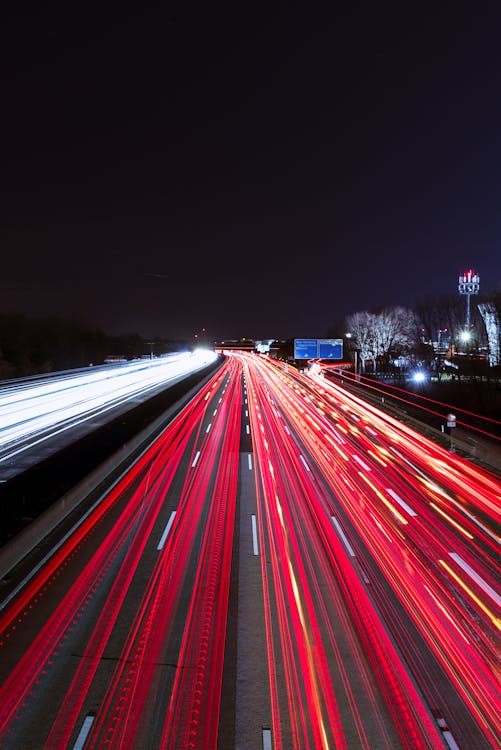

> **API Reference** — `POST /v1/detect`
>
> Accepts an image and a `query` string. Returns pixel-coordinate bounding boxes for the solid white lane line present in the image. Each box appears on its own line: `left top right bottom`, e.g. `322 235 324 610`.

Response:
251 515 259 556
191 450 201 468
157 511 177 550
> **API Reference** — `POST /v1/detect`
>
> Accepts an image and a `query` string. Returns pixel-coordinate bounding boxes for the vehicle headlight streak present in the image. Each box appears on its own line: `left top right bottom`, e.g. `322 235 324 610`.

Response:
0 370 215 736
0 351 218 462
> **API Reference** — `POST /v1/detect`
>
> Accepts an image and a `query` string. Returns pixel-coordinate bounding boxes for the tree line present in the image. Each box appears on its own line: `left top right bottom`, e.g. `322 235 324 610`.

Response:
343 289 501 374
0 315 186 380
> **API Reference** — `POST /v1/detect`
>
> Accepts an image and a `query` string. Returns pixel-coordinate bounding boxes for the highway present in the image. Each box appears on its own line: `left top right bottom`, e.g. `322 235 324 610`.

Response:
0 350 218 480
0 352 499 749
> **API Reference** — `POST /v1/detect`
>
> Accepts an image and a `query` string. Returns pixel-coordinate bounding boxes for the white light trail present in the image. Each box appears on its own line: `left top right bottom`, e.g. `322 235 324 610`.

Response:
0 351 218 462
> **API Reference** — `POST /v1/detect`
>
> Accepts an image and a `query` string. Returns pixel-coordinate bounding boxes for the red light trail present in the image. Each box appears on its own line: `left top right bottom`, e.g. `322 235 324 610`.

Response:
0 353 499 748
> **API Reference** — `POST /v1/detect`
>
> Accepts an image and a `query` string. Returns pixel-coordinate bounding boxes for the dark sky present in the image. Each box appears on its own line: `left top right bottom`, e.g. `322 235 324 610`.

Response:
1 4 500 340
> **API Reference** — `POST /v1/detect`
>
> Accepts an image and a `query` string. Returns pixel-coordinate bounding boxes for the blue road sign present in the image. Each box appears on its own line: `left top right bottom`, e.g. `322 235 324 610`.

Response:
294 339 318 359
318 339 343 359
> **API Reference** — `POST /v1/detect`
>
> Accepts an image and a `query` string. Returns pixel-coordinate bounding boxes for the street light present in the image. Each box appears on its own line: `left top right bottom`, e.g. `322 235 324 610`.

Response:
459 330 471 344
412 370 427 384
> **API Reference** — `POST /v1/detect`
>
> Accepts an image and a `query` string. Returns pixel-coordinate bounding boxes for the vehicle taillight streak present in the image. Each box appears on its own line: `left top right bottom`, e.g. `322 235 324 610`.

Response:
242 357 446 749
240 353 499 748
0 353 499 748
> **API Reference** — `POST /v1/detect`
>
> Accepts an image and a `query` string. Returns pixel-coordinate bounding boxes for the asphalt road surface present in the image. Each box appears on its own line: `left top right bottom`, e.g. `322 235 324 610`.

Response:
0 353 499 749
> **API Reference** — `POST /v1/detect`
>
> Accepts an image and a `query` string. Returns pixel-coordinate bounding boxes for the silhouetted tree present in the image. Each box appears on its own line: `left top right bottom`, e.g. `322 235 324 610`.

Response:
0 314 185 379
345 307 420 373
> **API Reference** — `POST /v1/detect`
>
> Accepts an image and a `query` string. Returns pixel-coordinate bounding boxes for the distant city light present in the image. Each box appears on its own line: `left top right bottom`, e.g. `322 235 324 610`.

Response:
412 371 427 383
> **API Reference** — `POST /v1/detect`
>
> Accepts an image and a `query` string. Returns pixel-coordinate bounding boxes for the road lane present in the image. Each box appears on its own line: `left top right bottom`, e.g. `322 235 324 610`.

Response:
0 352 499 749
242 355 434 748
0 361 241 749
239 353 499 748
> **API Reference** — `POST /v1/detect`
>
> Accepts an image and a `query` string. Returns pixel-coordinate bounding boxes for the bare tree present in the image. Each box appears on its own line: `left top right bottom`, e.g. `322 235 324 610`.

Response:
345 311 376 372
346 307 420 372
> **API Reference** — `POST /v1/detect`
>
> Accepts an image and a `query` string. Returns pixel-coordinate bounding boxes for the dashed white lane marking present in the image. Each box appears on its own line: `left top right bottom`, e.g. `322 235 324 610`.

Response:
262 728 272 750
352 454 371 471
436 717 460 750
251 515 259 556
386 488 417 517
449 552 501 607
332 515 356 557
73 714 95 750
299 454 311 472
157 511 177 550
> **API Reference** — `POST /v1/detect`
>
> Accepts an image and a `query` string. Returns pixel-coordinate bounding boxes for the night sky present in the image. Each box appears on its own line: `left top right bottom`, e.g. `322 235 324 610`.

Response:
1 5 500 341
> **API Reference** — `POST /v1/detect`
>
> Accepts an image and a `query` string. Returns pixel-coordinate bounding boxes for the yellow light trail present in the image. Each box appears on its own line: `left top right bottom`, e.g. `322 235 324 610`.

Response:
439 559 501 630
429 502 474 540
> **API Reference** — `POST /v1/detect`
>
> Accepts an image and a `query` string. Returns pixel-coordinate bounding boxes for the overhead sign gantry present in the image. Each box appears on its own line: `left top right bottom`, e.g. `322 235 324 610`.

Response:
294 338 343 360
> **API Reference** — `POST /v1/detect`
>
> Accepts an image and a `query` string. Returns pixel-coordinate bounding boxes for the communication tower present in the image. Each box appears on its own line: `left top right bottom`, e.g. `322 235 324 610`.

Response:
458 270 479 329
